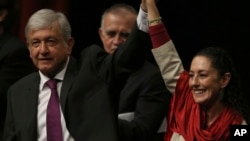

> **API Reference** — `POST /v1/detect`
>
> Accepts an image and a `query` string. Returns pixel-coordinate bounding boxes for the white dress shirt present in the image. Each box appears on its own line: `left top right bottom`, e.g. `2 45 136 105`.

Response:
37 57 74 141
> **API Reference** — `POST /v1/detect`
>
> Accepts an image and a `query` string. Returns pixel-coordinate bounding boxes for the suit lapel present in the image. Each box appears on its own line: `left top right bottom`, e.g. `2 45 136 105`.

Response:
60 57 78 113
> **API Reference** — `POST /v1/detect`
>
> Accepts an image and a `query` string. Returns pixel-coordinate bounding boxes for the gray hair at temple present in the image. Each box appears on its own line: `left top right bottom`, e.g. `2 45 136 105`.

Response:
24 9 71 41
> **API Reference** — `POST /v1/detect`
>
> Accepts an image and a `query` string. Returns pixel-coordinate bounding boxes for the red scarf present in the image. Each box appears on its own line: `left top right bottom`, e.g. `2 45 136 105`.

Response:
165 71 243 141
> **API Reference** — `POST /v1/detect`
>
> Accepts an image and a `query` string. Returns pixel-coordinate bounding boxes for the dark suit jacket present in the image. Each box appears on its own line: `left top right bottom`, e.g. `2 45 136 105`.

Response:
0 32 35 139
3 57 78 141
3 24 152 141
118 60 170 141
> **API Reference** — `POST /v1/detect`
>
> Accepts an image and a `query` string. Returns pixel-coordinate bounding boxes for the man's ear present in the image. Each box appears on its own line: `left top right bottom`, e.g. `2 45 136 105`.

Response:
0 9 8 22
67 37 75 52
221 72 231 88
98 28 103 38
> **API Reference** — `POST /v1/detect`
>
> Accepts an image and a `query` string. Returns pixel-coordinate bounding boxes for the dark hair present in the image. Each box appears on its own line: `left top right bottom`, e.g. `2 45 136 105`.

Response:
194 47 250 122
0 0 18 32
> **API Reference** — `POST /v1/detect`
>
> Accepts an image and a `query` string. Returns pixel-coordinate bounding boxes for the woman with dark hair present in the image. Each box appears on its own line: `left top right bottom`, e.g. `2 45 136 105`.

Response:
138 0 249 140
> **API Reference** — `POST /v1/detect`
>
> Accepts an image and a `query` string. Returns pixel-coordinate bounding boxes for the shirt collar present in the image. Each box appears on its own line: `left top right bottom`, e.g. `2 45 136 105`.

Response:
39 57 70 90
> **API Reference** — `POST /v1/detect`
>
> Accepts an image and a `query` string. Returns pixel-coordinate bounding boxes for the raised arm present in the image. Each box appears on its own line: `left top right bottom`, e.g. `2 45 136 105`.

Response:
144 0 184 94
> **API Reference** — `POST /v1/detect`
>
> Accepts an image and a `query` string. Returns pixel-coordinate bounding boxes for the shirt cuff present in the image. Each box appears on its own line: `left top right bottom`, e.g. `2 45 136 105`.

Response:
137 6 148 32
149 24 171 48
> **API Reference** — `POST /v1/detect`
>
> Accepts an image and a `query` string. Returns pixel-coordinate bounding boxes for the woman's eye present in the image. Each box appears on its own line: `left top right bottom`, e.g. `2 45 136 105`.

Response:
189 73 194 78
199 74 207 78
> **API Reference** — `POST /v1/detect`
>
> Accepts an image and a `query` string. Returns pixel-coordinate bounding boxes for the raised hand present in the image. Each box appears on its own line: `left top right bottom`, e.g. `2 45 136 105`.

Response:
144 0 161 26
141 0 147 12
141 0 159 12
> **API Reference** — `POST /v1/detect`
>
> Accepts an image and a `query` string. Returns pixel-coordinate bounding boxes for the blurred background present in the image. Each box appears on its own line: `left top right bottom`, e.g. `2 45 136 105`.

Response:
12 0 250 101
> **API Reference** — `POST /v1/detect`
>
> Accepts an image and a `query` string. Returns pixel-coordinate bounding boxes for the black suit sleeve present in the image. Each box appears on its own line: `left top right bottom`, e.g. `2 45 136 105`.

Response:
118 62 171 141
66 23 152 141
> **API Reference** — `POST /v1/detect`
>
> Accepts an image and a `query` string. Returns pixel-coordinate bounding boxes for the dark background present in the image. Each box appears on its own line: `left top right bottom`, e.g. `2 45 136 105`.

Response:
69 0 250 101
15 0 250 101
69 0 249 68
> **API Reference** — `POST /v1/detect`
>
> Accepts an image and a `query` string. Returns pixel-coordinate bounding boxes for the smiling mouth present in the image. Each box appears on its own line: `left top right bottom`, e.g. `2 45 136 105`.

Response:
193 90 205 94
39 57 52 60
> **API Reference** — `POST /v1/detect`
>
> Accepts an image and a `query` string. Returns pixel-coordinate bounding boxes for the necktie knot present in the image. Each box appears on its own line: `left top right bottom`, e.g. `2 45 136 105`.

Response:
46 79 58 89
